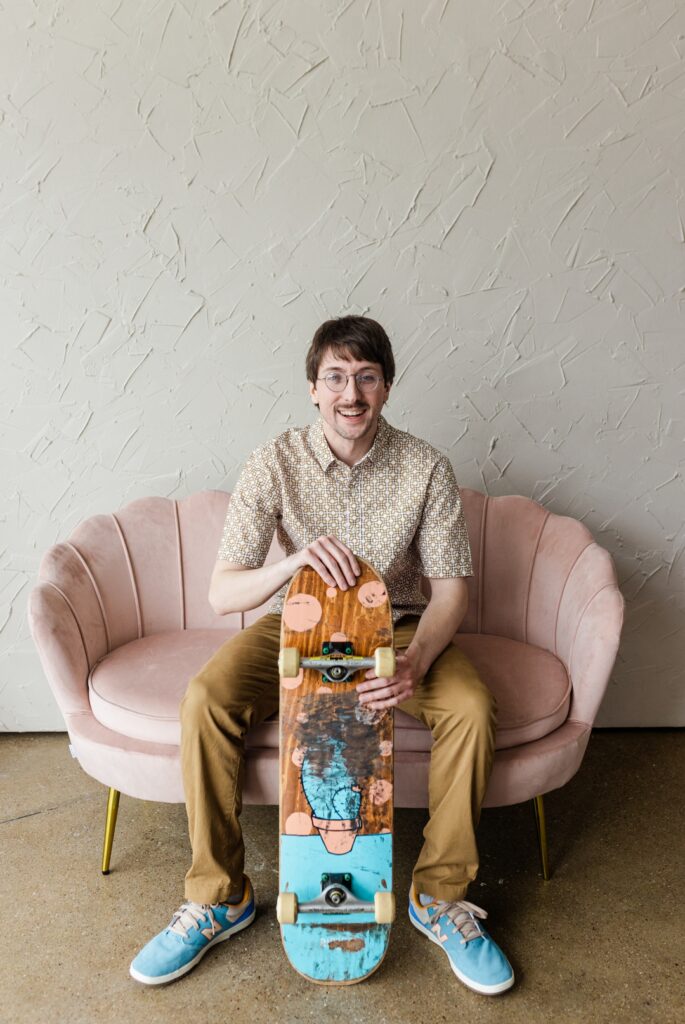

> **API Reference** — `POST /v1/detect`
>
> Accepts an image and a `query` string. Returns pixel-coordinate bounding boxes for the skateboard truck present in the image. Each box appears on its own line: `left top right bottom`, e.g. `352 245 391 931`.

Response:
306 873 372 914
279 644 396 683
321 872 352 903
277 876 395 925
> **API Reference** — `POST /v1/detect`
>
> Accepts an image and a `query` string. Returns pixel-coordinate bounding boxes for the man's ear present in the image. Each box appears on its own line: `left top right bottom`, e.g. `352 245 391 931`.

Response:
309 381 319 409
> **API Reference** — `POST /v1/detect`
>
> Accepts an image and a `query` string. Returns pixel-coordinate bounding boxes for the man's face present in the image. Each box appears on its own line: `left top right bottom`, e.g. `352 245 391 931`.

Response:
309 349 391 444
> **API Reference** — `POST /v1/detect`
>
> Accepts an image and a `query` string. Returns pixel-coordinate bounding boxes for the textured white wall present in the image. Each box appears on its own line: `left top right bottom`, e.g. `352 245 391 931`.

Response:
2 0 683 729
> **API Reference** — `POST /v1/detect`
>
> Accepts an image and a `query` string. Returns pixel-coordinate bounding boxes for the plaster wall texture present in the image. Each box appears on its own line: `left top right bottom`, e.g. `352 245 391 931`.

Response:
1 0 683 730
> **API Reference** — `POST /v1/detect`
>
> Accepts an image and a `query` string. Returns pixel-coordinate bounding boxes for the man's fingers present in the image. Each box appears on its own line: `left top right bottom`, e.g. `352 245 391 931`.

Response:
358 650 410 707
320 536 359 586
358 674 393 691
309 542 350 589
310 538 357 588
358 684 401 704
305 553 337 587
371 684 395 698
326 537 362 581
364 694 405 710
300 535 362 588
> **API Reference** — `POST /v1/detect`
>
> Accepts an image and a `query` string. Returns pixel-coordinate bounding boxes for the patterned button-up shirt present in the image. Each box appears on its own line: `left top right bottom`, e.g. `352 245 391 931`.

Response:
217 415 473 622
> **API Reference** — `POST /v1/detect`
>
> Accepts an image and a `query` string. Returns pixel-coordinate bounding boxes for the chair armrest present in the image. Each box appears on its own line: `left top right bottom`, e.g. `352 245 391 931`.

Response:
28 582 93 719
554 543 625 727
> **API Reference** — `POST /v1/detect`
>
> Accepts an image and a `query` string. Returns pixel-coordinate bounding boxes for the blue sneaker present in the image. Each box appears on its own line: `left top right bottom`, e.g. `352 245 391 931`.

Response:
408 885 514 995
130 877 256 985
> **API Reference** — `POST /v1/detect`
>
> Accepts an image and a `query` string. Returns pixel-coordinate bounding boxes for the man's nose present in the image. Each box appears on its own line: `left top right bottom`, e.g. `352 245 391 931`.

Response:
343 376 363 399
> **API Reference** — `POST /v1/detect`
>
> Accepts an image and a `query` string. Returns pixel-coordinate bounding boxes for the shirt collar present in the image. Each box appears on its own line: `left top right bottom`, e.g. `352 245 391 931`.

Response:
309 414 391 472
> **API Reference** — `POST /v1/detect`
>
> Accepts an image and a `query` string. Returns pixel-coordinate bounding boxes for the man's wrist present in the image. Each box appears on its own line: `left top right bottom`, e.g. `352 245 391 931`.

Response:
404 642 429 679
283 550 301 576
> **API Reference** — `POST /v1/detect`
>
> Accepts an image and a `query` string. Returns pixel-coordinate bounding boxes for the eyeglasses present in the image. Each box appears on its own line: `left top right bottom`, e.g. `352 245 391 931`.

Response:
317 372 384 393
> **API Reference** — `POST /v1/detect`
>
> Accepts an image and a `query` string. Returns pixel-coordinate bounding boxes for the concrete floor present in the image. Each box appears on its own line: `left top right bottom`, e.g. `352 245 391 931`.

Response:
1 730 682 1024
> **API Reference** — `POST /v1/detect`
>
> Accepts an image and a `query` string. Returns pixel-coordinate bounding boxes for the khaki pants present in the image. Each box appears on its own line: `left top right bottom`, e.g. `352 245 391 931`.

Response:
180 613 496 904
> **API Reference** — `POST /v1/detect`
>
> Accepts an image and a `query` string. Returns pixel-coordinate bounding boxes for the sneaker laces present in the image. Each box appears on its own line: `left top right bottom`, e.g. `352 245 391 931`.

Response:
429 899 488 945
168 902 221 940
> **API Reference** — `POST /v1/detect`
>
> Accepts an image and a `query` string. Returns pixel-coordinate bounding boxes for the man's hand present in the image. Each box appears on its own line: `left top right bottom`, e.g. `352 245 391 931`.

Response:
356 648 422 711
355 578 468 708
293 535 361 590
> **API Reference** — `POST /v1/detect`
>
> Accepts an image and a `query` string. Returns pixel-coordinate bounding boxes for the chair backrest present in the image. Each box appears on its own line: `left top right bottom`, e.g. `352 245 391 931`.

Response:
36 493 240 670
38 488 616 668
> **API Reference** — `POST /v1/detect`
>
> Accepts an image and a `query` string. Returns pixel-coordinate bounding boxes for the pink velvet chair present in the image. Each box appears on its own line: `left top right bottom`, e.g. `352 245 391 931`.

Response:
28 488 624 879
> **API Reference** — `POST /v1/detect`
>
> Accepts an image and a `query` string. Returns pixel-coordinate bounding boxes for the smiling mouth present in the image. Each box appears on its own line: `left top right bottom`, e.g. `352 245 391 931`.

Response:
337 408 367 420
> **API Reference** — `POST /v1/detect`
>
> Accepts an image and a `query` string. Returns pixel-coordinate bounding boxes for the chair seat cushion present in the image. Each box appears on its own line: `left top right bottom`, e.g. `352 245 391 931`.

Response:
88 630 570 751
454 633 571 749
89 630 240 745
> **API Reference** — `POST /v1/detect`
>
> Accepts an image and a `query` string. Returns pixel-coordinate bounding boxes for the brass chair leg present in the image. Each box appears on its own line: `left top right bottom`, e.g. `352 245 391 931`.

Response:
532 794 551 880
102 788 120 875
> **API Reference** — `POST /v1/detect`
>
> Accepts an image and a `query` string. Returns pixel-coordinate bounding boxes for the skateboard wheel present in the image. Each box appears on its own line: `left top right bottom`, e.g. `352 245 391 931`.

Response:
278 647 300 678
277 891 298 924
374 647 396 679
374 891 395 924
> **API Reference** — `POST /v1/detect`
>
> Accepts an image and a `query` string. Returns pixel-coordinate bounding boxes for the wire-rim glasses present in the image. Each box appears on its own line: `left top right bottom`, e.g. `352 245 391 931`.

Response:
317 372 384 393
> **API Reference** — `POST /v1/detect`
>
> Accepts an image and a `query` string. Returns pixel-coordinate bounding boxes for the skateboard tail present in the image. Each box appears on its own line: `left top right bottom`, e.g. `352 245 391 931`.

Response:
280 833 392 984
280 922 389 985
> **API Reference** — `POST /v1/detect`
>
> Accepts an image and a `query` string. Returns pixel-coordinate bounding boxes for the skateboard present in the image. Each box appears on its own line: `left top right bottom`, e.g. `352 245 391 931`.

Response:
276 557 396 985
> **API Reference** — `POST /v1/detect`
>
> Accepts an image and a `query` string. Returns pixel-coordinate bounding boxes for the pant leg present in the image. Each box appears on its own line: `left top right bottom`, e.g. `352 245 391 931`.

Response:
179 613 282 904
394 616 498 902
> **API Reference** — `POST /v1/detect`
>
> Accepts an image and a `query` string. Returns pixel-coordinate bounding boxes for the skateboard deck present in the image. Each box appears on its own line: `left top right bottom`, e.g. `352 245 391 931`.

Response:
277 557 396 985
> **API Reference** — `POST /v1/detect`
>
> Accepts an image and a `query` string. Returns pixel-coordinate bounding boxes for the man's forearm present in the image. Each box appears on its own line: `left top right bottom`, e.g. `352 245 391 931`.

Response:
404 581 469 678
211 534 364 615
210 555 299 615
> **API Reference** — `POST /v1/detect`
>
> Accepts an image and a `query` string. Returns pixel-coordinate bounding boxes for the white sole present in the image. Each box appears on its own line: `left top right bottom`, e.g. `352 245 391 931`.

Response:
409 905 514 996
129 905 256 986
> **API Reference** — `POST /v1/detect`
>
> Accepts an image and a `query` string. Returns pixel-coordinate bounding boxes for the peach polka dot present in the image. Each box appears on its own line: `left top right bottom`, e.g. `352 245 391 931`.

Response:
379 740 393 757
283 593 322 632
285 812 313 836
358 581 387 608
281 668 304 690
369 779 393 805
317 686 333 694
326 587 337 599
291 745 307 767
330 632 349 642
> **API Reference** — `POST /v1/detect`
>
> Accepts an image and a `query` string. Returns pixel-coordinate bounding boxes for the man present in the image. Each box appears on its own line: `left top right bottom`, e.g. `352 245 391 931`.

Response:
130 316 514 995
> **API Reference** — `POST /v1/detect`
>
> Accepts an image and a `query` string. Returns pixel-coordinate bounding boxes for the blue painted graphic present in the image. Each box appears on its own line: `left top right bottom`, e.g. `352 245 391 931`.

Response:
301 739 361 823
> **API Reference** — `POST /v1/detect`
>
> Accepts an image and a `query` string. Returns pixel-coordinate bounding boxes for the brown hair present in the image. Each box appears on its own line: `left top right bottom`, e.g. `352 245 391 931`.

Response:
305 315 396 386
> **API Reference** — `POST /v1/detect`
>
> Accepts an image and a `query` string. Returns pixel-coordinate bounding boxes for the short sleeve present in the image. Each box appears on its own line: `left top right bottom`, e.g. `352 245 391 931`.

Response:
216 446 280 567
414 457 473 577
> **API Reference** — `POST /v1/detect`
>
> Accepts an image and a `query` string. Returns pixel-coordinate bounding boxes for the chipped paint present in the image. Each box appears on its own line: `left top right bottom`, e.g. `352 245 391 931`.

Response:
328 938 365 952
